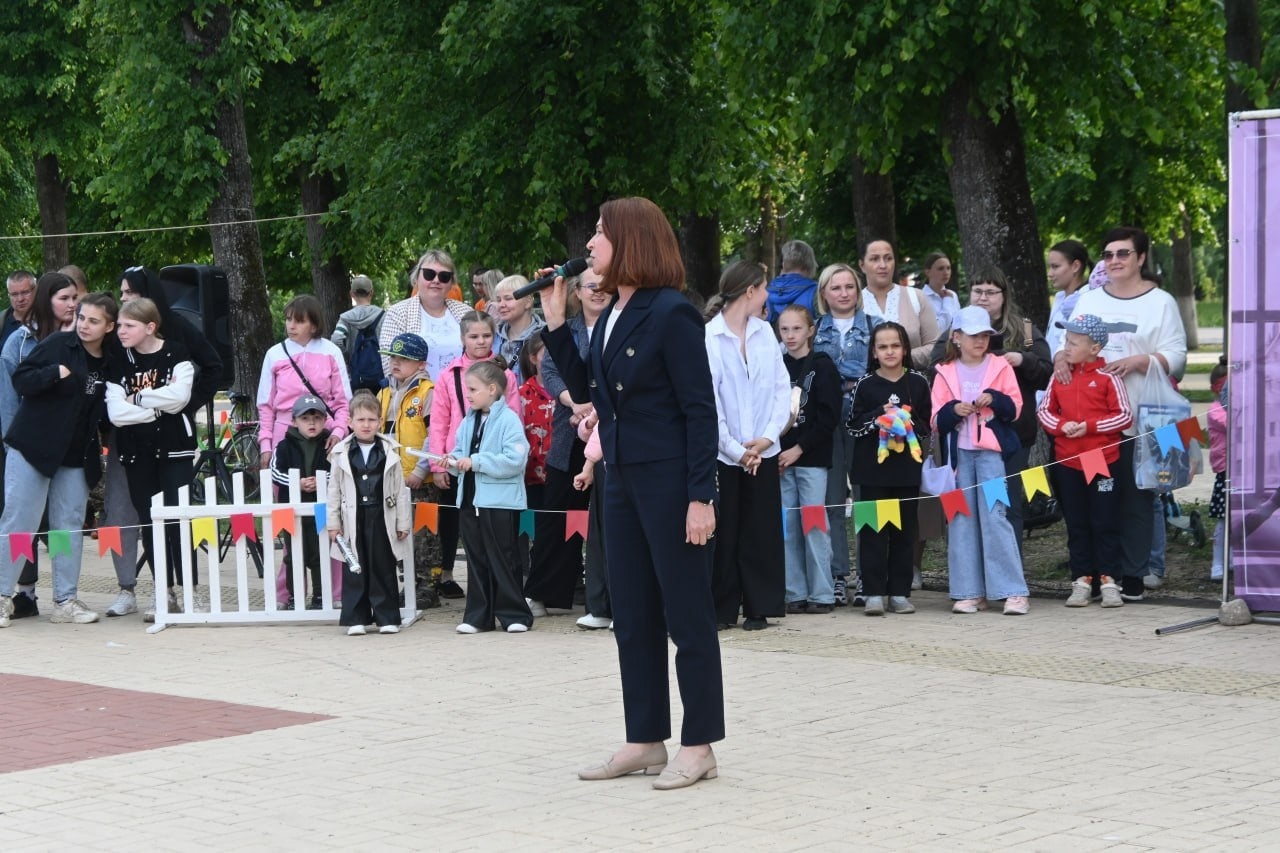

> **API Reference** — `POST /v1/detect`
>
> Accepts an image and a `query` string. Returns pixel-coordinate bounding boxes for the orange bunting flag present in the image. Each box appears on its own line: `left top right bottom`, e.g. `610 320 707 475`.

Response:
414 502 438 534
1177 416 1207 449
8 532 34 563
800 504 828 535
939 489 970 522
191 517 217 548
1080 448 1111 484
271 507 296 537
97 526 123 557
565 510 589 542
1020 466 1051 501
230 513 258 543
874 500 901 532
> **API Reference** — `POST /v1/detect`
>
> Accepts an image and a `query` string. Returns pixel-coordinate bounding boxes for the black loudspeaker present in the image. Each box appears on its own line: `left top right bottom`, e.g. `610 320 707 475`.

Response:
159 263 234 389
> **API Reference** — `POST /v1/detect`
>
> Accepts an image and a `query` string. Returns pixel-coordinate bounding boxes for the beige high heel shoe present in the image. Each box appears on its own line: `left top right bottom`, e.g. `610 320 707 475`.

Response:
652 748 717 790
577 743 668 780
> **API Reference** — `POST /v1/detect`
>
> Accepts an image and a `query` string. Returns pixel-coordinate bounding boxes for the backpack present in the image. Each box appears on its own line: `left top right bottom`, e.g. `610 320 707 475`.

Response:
344 311 386 393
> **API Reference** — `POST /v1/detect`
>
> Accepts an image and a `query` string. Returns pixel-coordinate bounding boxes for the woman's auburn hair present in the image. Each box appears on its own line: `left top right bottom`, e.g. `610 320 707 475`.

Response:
598 197 686 294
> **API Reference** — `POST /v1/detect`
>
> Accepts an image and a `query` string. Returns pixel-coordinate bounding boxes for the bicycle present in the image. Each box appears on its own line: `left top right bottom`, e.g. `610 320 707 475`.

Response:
191 391 261 503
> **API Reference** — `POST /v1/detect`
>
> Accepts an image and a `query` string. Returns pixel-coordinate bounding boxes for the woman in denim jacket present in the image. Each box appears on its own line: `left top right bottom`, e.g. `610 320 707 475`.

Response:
810 263 875 605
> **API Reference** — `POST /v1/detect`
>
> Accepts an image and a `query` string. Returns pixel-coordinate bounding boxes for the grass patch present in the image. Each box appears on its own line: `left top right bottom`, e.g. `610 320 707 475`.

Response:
1185 389 1216 403
1198 299 1223 327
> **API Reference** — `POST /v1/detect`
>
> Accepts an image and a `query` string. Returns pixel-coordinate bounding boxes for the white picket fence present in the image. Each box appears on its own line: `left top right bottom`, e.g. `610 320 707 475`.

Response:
146 469 419 632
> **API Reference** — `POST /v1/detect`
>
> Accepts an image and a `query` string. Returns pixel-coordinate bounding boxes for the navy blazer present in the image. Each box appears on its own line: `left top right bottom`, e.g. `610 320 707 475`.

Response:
544 287 717 504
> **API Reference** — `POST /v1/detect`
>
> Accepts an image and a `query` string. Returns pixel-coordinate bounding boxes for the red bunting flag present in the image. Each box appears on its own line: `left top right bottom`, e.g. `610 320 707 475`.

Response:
97 526 123 557
800 505 828 534
414 502 438 534
939 489 970 522
1177 416 1207 449
1080 448 1111 484
230 513 257 543
565 510 589 542
271 508 295 537
8 532 34 563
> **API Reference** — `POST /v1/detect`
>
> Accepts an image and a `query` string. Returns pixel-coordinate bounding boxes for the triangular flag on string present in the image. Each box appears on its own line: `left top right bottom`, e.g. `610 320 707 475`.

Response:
565 510 589 541
519 510 536 540
1154 423 1183 457
230 513 257 543
46 530 72 558
939 489 970 521
98 526 123 557
780 508 788 539
313 504 327 532
1080 448 1110 484
853 501 877 532
874 500 901 532
271 508 295 537
1020 466 1051 501
800 505 828 534
1177 416 1206 448
414 502 438 534
981 478 1010 510
8 532 34 563
191 517 217 548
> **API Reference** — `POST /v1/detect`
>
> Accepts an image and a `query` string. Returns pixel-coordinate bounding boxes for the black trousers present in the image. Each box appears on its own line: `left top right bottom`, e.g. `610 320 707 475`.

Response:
459 507 532 630
1115 441 1155 584
583 463 610 618
712 458 785 624
341 506 400 628
1056 464 1123 581
437 479 460 574
857 483 919 597
607 458 724 745
521 482 544 580
525 446 590 609
125 455 195 587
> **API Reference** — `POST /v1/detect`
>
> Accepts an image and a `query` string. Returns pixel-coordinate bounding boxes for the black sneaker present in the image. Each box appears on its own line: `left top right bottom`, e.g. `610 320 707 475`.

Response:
742 617 768 631
436 579 465 599
851 575 866 608
306 596 323 610
416 586 441 610
11 593 38 619
1120 575 1146 602
833 578 848 607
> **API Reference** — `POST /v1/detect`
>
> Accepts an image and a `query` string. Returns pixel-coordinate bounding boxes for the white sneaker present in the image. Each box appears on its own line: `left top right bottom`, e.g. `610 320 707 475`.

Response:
863 596 885 616
0 595 12 629
911 569 923 591
1100 576 1124 608
1065 580 1092 607
506 623 529 633
378 624 400 634
50 599 99 624
888 596 915 614
106 589 138 617
456 623 480 634
525 598 548 617
347 625 367 636
1143 574 1163 590
577 614 612 630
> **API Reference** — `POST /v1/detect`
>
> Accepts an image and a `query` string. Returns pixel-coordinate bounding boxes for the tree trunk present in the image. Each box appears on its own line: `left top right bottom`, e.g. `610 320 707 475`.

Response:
941 75 1048 328
679 211 720 298
33 152 69 271
300 168 348 333
183 6 273 396
1225 0 1261 114
1170 212 1200 350
851 154 896 255
555 203 600 268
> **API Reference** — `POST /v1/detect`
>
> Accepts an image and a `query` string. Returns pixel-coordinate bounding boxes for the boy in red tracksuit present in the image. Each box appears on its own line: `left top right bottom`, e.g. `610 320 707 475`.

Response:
1038 314 1132 608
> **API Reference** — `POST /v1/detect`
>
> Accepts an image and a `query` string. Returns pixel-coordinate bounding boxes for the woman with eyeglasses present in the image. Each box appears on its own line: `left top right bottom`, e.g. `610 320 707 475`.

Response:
1067 226 1187 602
378 249 475 382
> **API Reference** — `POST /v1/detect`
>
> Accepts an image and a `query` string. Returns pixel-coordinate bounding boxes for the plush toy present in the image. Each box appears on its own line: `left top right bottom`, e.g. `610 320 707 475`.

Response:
876 405 923 463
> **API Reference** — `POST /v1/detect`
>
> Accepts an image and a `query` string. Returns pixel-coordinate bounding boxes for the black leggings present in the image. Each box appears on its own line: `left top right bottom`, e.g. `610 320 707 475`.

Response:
126 455 195 588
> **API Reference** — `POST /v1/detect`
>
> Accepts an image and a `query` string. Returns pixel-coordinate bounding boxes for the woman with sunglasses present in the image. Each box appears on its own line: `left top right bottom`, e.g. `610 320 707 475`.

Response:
379 249 474 382
1068 226 1187 602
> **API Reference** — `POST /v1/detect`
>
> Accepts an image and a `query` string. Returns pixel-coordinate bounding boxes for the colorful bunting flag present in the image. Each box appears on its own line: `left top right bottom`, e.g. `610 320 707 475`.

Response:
191 517 217 548
313 504 327 532
853 501 877 532
565 510 589 541
230 513 257 543
271 508 295 537
874 500 901 532
519 510 536 540
46 530 72 558
98 526 123 557
981 478 1010 510
1177 416 1207 448
1154 423 1182 457
8 532 34 563
1020 466 1051 501
939 489 970 521
800 505 828 534
780 508 788 538
414 502 438 534
1080 448 1110 484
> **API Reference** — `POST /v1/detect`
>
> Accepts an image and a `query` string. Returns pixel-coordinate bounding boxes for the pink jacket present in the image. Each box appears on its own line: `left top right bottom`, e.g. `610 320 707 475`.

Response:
578 415 603 464
427 355 522 472
931 355 1022 456
257 339 351 452
1208 400 1226 474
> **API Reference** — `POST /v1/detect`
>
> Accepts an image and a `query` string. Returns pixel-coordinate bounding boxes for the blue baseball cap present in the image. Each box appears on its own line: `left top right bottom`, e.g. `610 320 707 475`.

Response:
1062 314 1109 347
379 333 429 363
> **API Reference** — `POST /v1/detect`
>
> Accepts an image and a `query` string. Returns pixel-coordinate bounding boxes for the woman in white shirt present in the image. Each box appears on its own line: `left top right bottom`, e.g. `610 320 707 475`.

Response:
705 261 792 630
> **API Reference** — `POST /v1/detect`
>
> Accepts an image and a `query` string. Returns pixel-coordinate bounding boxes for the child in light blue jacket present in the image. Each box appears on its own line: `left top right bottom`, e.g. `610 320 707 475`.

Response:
448 360 532 634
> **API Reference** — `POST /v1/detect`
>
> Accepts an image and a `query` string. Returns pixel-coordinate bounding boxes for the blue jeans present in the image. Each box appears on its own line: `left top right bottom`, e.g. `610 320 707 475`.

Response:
1146 493 1166 578
947 448 1027 600
782 466 834 604
825 402 855 579
0 449 89 602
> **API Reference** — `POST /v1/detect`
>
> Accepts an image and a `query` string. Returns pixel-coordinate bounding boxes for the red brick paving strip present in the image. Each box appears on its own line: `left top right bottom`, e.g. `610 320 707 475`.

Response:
0 674 332 773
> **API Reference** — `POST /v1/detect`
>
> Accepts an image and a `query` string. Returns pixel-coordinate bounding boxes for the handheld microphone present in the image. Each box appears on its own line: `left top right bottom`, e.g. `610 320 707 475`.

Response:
512 257 590 299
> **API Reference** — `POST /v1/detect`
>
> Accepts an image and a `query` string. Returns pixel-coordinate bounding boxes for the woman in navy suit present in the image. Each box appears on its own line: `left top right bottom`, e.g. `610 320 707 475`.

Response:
542 197 723 791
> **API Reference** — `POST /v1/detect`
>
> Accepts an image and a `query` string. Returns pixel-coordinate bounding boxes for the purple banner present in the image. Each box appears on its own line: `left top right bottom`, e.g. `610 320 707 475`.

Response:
1229 112 1280 612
